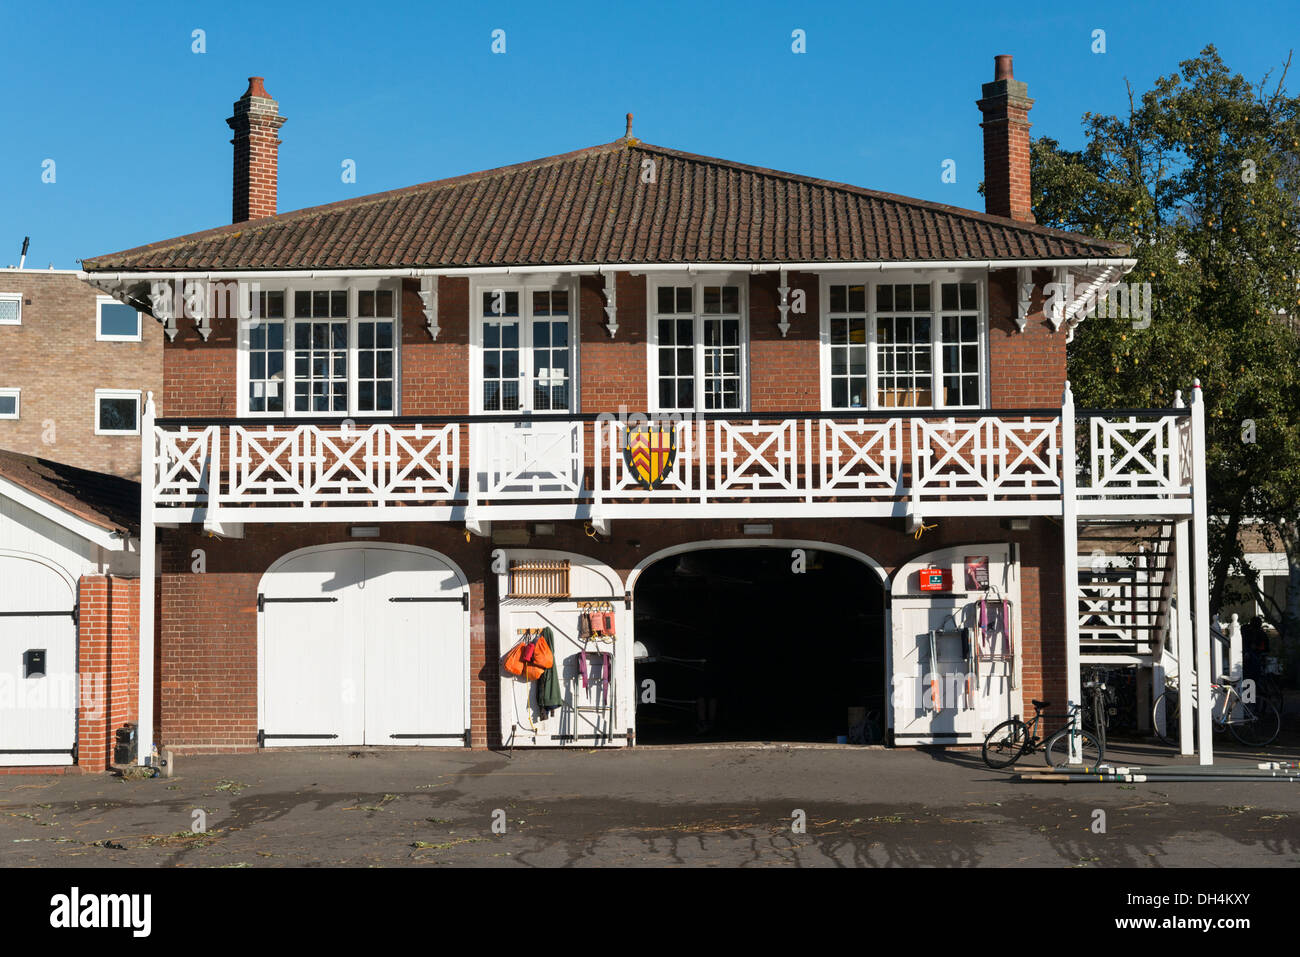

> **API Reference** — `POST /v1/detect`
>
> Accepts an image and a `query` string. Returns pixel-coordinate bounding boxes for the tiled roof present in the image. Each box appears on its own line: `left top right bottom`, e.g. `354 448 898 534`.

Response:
0 450 139 535
83 140 1128 271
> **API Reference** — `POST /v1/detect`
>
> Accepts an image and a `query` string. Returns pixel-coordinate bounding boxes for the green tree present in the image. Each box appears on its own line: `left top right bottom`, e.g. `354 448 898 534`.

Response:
1034 46 1300 672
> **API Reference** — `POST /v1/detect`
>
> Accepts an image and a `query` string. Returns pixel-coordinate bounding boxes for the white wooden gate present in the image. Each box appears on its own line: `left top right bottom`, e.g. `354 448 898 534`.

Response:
259 544 468 747
0 555 78 766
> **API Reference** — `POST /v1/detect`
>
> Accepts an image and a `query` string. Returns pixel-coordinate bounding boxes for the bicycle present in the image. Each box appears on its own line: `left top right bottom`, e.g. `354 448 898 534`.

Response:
1151 675 1281 748
982 699 1104 769
1082 676 1113 754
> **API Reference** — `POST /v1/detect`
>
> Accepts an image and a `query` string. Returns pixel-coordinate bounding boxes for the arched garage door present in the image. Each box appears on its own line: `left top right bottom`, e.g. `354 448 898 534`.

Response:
0 554 77 766
258 544 469 748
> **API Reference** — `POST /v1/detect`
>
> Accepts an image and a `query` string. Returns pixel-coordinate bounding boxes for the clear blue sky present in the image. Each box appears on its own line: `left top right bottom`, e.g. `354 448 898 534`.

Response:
2 0 1297 268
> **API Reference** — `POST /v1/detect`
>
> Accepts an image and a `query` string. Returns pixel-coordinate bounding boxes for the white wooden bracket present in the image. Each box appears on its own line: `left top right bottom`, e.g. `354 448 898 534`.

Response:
1016 267 1032 333
777 268 792 338
602 273 618 338
419 277 440 340
1048 266 1069 331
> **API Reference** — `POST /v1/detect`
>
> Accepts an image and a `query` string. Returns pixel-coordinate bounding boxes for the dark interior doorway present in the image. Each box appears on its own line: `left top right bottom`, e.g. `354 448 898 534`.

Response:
633 547 886 744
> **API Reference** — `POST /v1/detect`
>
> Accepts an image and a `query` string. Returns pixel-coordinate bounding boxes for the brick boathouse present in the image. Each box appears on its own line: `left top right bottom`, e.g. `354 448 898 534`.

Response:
80 58 1214 760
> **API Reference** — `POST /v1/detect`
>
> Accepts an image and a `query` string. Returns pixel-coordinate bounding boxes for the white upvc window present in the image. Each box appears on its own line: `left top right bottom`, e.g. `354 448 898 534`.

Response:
0 388 19 419
470 279 577 414
237 283 399 417
820 275 987 411
94 389 141 435
0 292 20 326
96 295 142 341
648 277 748 413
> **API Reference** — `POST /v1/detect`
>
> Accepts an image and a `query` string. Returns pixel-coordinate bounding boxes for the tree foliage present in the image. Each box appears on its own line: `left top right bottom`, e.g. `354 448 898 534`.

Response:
1034 46 1300 666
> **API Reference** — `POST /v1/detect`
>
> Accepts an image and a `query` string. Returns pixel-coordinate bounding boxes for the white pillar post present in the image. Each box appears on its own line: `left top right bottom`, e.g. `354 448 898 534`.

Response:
137 392 157 766
1061 382 1083 761
1190 380 1213 765
1173 517 1196 755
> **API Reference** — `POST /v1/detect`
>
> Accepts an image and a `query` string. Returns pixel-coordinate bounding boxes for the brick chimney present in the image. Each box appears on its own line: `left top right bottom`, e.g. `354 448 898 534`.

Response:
226 77 286 223
976 54 1034 222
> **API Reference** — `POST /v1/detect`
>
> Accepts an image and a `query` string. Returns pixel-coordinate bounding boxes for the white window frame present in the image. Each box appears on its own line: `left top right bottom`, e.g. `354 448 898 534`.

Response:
236 280 402 418
818 271 989 411
0 388 19 419
0 292 21 326
468 275 580 415
94 389 142 435
646 273 750 415
95 295 142 341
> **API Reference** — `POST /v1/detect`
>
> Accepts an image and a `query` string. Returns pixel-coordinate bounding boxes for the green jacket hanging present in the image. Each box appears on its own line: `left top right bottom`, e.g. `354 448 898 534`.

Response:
536 627 563 715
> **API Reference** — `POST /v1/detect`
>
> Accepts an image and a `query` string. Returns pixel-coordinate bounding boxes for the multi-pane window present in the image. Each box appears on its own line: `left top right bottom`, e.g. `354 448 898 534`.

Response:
876 283 933 408
356 289 395 414
824 279 983 410
653 283 744 412
247 291 286 413
656 286 695 411
531 290 570 411
940 282 980 407
241 286 399 417
477 287 575 414
481 290 521 412
827 284 868 408
293 290 349 413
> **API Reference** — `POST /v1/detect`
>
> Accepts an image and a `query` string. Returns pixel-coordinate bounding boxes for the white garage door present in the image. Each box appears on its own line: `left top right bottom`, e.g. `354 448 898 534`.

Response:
259 545 468 748
0 556 77 767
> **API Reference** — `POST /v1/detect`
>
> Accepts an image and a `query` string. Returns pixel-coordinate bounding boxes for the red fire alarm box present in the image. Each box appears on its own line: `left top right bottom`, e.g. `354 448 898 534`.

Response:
918 567 951 591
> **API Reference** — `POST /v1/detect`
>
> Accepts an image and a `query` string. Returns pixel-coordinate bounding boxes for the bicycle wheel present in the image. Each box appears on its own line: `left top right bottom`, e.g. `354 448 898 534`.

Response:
1152 690 1180 746
1229 697 1281 748
1091 689 1107 754
1044 728 1102 768
982 718 1029 769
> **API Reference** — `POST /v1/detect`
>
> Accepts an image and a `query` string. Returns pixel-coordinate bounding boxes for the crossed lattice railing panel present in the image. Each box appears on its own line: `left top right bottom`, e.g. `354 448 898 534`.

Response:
154 426 219 505
819 419 903 493
227 423 460 504
711 420 802 495
911 416 1061 500
1082 415 1182 494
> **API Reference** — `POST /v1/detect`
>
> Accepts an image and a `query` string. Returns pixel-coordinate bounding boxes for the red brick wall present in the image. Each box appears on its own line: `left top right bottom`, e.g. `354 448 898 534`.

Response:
578 273 647 412
153 516 1063 751
987 268 1066 408
749 272 820 412
401 277 470 415
76 575 140 770
164 317 238 417
0 272 163 477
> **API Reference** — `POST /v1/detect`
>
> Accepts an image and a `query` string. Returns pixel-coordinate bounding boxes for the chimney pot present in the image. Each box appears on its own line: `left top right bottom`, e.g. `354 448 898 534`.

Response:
625 112 634 138
227 76 286 223
994 54 1014 81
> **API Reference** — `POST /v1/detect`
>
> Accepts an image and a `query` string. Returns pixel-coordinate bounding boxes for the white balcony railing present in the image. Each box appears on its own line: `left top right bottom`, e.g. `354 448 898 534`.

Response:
146 401 1197 523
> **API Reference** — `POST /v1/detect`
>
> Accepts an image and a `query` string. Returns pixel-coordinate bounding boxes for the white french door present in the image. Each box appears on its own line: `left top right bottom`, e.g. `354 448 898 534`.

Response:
474 284 581 495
